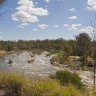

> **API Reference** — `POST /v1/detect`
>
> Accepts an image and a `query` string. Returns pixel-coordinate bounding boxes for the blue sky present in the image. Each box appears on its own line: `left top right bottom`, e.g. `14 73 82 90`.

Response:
0 0 96 40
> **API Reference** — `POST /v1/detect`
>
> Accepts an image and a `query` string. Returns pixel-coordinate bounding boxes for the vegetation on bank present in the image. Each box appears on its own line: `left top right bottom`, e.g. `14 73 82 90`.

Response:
54 70 84 90
0 33 95 68
0 54 3 59
0 71 96 96
0 71 85 96
0 33 96 95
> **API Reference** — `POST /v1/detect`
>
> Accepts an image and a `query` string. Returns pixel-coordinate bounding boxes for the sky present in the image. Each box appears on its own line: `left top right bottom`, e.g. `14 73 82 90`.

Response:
0 0 96 40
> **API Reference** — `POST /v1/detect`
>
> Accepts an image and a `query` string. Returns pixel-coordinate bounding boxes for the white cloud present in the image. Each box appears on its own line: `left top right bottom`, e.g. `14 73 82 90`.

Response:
44 0 64 3
44 0 50 3
12 11 38 23
38 24 49 29
64 24 82 31
87 0 96 11
19 23 29 28
69 16 77 20
79 26 94 33
17 0 35 7
69 24 81 31
64 24 69 27
12 0 49 27
27 8 48 16
69 8 76 12
52 25 59 28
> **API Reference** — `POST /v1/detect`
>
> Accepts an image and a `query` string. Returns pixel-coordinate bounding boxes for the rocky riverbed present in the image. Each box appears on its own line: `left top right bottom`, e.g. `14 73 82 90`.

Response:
0 51 60 78
0 51 94 88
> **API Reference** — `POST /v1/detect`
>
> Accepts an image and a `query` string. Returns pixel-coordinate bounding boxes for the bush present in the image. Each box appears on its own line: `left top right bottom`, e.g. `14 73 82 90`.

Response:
0 72 84 96
0 54 3 59
50 56 60 66
22 79 84 96
55 70 84 90
50 49 57 54
8 60 13 64
0 72 25 96
50 50 70 67
91 88 96 96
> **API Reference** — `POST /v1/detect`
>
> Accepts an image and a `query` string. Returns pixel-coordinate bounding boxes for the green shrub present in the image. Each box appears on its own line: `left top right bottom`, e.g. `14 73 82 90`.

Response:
0 72 84 96
50 49 57 54
22 79 84 96
8 60 13 64
91 88 96 96
55 70 84 90
0 54 3 59
0 72 25 96
50 50 70 66
50 56 60 66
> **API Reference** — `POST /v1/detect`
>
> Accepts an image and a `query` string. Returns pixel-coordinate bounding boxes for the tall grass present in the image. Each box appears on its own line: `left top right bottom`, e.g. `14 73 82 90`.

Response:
0 71 84 96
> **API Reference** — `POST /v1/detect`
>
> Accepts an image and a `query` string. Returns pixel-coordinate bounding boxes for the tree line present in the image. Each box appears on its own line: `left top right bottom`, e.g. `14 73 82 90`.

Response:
0 33 94 56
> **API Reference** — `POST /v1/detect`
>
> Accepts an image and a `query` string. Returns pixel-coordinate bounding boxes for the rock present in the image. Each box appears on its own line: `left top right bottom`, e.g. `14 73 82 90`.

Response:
0 90 5 96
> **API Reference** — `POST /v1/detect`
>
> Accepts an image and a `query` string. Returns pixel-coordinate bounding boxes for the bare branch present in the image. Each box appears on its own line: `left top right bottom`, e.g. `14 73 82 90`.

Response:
0 0 7 20
0 0 6 5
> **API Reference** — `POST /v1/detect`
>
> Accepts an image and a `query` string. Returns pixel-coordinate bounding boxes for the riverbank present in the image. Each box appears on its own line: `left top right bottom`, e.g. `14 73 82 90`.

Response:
0 51 94 89
0 50 15 55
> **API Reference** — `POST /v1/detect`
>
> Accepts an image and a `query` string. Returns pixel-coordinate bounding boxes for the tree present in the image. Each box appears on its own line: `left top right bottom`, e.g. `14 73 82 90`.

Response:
64 44 72 55
75 33 91 66
76 33 91 52
89 15 96 89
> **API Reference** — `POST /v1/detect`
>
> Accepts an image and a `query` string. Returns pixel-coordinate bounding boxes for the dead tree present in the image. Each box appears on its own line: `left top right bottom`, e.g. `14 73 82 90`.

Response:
0 0 6 4
89 14 96 89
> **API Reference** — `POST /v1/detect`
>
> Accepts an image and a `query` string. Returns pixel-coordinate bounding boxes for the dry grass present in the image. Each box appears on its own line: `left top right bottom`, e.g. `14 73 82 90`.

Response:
0 71 84 96
69 56 80 61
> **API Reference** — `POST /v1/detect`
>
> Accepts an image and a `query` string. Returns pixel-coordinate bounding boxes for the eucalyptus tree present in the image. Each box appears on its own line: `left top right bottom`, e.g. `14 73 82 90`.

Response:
75 33 91 67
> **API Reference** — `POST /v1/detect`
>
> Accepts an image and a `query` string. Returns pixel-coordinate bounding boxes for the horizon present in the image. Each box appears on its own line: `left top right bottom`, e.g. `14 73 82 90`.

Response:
0 37 75 41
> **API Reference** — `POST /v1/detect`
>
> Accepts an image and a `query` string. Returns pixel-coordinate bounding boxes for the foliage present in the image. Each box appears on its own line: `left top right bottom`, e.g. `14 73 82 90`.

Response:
50 50 69 66
50 56 60 66
91 88 96 96
8 59 13 64
22 80 83 96
75 33 92 66
55 70 84 90
0 72 24 96
75 33 91 51
50 49 57 54
0 33 93 58
0 72 84 96
0 54 3 59
0 33 94 68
